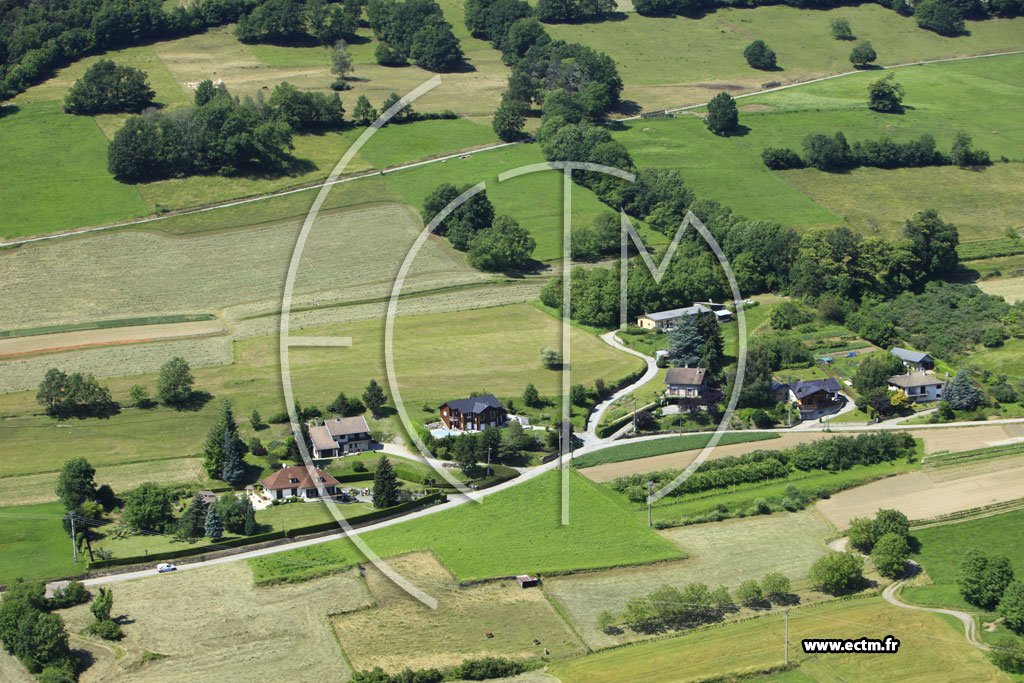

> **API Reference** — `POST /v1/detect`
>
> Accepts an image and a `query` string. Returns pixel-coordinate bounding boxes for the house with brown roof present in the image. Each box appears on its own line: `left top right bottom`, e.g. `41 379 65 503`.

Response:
309 416 373 458
787 378 842 419
887 372 945 403
440 395 507 431
664 367 708 399
261 466 341 500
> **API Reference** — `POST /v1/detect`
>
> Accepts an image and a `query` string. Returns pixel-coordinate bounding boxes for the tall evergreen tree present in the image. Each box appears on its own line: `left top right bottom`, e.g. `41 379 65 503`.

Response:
204 504 223 541
177 494 207 540
945 370 983 410
221 427 246 485
203 400 245 478
523 383 541 407
667 315 704 368
372 455 399 508
363 379 387 418
243 500 257 536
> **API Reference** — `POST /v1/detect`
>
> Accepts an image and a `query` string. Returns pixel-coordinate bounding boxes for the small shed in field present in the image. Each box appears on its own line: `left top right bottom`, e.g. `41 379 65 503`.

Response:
516 575 539 588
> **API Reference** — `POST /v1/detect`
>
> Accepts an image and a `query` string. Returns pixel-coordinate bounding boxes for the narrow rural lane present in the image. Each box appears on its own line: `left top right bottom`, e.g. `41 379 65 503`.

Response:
581 331 659 445
882 567 990 651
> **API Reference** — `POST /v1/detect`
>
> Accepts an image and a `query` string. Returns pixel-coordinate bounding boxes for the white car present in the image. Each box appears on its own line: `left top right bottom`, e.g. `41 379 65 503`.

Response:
156 563 177 573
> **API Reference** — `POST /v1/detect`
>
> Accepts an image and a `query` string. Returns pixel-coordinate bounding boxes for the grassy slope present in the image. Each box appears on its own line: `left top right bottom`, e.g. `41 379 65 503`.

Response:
901 508 1024 611
0 502 80 584
614 53 1024 240
545 5 1024 110
248 469 684 583
0 303 640 503
546 596 1000 682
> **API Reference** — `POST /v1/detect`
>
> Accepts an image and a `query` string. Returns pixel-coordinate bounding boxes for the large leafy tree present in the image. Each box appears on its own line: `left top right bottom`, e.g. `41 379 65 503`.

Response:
55 458 97 512
156 356 194 406
848 41 876 68
743 40 777 70
705 91 738 136
122 482 174 532
808 551 864 595
36 368 114 418
372 455 399 508
410 17 464 71
867 75 904 113
853 352 904 394
999 581 1024 635
64 59 155 114
902 209 959 277
467 215 537 272
915 0 966 35
872 532 911 579
492 96 526 141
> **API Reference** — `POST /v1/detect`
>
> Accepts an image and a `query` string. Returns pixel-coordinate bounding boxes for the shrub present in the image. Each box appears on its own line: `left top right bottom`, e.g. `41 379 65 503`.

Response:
736 579 765 607
872 532 911 579
761 147 804 170
761 572 791 603
849 41 876 68
808 552 864 595
88 619 124 640
830 17 854 39
743 40 777 70
989 635 1024 673
457 657 525 680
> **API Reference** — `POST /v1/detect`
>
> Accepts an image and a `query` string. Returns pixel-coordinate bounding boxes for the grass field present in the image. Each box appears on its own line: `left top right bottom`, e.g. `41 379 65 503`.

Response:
0 102 149 238
978 275 1024 303
544 5 1024 111
57 562 366 681
573 432 780 468
614 53 1024 240
332 551 586 672
545 510 833 649
0 302 638 504
247 469 685 584
546 596 1001 682
900 508 1024 612
0 502 81 584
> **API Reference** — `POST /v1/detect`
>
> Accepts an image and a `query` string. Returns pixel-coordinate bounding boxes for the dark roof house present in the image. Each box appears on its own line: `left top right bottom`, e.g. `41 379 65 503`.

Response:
440 394 507 431
788 378 841 399
890 347 934 369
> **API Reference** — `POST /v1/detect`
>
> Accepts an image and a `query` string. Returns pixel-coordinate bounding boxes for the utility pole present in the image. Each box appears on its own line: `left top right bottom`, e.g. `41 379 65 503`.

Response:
782 610 790 667
68 512 78 563
631 397 638 434
487 445 492 477
647 481 655 527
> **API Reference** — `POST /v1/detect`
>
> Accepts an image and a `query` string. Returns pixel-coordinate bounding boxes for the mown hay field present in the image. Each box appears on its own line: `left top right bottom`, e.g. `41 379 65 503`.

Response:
545 510 834 649
56 562 366 681
248 470 685 584
546 595 1001 682
332 552 586 673
977 275 1024 303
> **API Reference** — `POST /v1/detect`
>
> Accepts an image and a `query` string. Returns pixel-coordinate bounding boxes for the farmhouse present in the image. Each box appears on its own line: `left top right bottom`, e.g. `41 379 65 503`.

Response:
787 378 842 418
664 367 708 399
637 304 711 330
261 466 341 500
440 394 507 431
887 372 946 403
309 416 373 458
890 347 934 371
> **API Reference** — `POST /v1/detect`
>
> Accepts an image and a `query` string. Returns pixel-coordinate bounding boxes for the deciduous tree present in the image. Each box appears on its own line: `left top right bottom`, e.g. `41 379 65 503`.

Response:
705 91 738 136
157 356 194 406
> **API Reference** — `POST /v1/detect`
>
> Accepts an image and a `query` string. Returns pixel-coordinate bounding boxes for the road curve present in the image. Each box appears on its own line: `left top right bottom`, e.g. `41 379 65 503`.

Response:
581 332 659 445
882 566 990 651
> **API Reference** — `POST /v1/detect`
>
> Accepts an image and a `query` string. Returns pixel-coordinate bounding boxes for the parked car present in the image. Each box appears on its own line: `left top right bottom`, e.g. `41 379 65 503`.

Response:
156 563 177 573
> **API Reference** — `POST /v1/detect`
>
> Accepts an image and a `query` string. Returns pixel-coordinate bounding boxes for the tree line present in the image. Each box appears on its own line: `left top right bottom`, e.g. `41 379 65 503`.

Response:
763 130 991 172
366 0 464 71
612 432 915 501
235 0 363 46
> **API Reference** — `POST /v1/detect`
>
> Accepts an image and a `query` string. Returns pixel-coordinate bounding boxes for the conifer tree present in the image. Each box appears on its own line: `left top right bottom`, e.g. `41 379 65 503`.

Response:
372 455 399 508
203 400 245 478
221 427 246 485
363 379 387 418
205 504 223 541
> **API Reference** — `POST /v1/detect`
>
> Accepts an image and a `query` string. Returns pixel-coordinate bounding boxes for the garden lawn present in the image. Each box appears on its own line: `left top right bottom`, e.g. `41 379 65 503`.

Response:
547 596 1001 682
614 53 1024 241
0 102 148 238
0 502 80 584
248 469 684 583
574 432 780 468
901 508 1024 612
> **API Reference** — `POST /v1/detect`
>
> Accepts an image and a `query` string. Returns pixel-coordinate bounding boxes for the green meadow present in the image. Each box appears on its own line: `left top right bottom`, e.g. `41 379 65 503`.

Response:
248 469 684 584
614 53 1024 240
0 502 82 584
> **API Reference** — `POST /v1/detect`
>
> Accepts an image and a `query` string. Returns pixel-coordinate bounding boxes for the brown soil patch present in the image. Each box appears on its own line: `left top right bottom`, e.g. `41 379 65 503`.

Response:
740 104 774 112
0 320 226 358
581 432 833 483
816 466 1024 529
910 425 1016 454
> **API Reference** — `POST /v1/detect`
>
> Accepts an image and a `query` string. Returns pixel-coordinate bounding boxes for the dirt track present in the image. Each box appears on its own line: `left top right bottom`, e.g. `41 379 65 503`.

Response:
0 320 226 358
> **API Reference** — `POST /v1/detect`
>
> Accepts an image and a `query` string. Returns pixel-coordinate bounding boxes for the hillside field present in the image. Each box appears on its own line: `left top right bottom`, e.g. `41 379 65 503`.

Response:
248 469 685 584
546 596 1001 682
0 302 640 504
615 53 1024 240
900 508 1024 612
